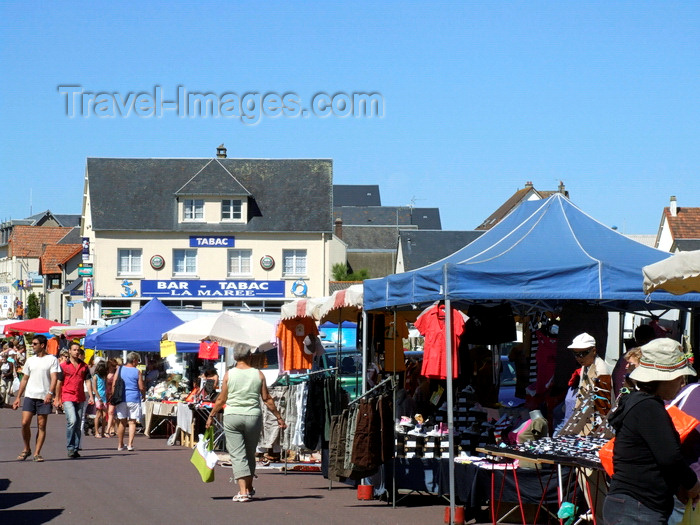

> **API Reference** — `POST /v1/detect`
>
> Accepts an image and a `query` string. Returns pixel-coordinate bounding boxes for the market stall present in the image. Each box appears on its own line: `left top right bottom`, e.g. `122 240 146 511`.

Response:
643 249 700 295
3 317 66 335
83 298 197 353
362 193 700 522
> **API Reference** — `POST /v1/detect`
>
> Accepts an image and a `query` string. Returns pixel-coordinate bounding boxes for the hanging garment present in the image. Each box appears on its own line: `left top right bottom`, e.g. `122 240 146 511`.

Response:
303 377 326 450
292 383 309 448
463 303 516 345
198 341 219 360
282 383 299 451
415 304 465 379
350 398 381 473
277 318 318 372
528 317 540 384
535 330 558 395
344 404 359 471
383 312 409 372
258 385 287 449
328 412 350 481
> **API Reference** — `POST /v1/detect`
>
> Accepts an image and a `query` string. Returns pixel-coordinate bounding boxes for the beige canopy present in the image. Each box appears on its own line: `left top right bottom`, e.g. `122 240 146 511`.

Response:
642 250 700 295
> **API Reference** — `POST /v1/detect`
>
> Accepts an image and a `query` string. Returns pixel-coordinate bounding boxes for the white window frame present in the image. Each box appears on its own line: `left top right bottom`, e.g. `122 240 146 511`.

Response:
221 199 243 221
183 199 204 221
282 249 307 277
173 249 197 276
117 248 142 276
227 249 252 277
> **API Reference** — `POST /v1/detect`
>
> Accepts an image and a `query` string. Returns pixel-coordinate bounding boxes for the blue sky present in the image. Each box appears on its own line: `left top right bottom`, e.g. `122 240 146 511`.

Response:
1 2 699 235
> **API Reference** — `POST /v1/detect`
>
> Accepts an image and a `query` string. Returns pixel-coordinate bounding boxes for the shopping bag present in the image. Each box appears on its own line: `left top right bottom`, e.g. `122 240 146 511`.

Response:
599 404 699 476
190 427 217 483
680 500 700 525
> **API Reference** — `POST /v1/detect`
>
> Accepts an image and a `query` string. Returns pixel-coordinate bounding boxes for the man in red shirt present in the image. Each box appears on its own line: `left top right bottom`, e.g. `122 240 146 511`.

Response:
56 342 94 458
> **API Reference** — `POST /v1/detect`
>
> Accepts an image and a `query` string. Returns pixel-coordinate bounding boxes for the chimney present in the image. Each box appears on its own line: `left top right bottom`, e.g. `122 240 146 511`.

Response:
670 195 677 217
216 144 227 158
525 181 533 188
334 217 343 240
558 180 565 193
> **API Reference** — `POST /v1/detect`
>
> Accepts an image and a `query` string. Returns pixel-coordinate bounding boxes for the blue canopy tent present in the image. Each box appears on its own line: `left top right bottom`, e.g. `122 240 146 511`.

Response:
362 193 700 521
364 193 700 312
84 298 198 352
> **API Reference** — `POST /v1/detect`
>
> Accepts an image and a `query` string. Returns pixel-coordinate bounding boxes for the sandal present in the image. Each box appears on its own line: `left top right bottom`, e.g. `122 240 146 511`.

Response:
232 493 251 502
33 454 44 462
95 433 103 438
17 450 31 461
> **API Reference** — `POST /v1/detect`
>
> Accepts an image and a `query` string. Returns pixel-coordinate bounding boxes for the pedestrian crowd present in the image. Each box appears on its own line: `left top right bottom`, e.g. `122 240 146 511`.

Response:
3 335 147 461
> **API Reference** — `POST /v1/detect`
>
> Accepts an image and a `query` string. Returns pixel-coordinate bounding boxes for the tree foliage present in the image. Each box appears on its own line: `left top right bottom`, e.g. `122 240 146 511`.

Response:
331 263 369 281
27 293 40 319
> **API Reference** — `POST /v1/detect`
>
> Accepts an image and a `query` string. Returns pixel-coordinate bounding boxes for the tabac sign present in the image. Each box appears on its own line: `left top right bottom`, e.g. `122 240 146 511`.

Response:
141 280 285 298
189 236 235 247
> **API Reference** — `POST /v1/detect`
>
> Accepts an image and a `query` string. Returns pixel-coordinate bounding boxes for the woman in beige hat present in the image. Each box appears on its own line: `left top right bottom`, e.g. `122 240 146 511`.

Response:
604 338 700 524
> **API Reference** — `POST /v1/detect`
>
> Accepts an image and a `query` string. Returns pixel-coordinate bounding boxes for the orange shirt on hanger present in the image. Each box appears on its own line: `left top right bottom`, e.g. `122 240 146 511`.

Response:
277 317 318 372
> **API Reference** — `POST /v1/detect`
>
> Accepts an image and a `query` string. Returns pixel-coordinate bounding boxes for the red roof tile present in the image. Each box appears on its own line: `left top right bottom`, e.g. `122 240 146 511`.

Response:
39 244 82 275
663 207 700 240
9 225 73 258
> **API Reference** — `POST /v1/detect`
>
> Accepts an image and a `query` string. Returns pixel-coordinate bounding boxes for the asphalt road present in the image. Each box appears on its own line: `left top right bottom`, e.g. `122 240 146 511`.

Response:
0 406 478 525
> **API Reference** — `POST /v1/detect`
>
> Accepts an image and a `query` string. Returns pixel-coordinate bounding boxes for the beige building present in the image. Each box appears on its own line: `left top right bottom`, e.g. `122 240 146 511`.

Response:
81 149 346 319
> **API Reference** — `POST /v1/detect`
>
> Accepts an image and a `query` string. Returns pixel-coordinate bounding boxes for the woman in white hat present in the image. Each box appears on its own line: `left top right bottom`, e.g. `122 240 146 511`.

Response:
604 338 700 524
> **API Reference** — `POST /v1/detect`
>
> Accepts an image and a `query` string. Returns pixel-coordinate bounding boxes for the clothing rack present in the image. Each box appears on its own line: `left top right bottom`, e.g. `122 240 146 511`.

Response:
300 366 338 378
349 375 394 405
271 367 338 387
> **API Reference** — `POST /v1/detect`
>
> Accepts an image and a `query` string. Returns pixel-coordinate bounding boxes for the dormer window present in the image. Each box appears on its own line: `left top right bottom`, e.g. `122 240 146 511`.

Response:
184 199 204 221
222 199 243 221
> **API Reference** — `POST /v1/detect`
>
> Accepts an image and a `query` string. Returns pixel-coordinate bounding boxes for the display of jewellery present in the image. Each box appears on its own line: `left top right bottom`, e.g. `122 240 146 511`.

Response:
483 434 609 470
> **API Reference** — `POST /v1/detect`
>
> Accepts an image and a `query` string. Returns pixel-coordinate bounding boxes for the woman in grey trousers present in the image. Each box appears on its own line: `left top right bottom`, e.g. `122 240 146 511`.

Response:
206 345 286 502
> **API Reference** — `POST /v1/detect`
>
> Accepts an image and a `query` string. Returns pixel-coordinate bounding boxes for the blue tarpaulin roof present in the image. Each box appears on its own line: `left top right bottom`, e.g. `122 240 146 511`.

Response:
364 194 700 312
84 298 198 352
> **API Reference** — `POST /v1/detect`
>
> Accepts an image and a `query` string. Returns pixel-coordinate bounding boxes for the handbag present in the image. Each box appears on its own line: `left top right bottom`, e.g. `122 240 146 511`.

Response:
109 366 125 405
599 403 699 476
190 426 217 483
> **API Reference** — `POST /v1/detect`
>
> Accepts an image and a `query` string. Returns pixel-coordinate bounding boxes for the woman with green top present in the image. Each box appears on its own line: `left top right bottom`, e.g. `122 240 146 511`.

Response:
206 345 286 502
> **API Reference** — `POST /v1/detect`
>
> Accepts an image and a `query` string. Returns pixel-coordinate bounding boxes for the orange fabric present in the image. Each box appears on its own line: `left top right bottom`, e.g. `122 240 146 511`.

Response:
277 318 318 372
46 338 59 356
599 404 700 476
383 313 409 372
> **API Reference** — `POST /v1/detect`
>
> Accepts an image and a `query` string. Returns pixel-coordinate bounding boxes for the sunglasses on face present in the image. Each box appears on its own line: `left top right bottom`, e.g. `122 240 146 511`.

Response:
573 349 593 359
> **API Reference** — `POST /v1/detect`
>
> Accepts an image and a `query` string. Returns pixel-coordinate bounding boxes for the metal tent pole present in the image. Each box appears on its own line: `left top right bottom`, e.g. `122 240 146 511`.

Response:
445 296 456 524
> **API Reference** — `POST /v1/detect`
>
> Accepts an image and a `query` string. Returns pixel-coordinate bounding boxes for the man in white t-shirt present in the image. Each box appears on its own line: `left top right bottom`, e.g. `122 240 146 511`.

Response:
12 334 60 462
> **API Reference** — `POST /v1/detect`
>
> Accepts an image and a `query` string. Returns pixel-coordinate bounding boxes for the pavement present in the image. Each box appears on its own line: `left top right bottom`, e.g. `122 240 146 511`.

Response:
0 405 486 525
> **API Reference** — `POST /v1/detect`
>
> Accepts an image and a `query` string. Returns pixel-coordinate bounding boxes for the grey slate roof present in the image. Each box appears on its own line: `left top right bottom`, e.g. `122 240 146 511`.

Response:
25 210 81 227
54 214 82 227
341 226 402 251
399 229 484 271
333 185 381 206
58 227 82 245
675 239 700 251
86 158 333 233
334 206 441 229
175 159 251 196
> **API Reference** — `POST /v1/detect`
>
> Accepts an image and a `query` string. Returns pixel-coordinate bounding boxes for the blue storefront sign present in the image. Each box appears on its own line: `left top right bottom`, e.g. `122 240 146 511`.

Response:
141 280 285 298
189 236 235 247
